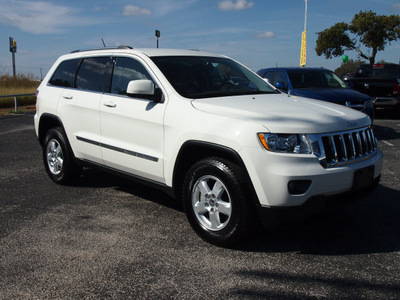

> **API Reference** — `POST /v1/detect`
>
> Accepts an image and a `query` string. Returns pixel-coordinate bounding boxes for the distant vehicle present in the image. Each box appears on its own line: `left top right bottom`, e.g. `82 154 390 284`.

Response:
257 67 374 120
344 64 400 114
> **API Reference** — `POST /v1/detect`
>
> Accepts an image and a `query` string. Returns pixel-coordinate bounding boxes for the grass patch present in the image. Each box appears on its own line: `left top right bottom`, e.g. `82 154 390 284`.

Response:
0 95 36 108
0 74 39 108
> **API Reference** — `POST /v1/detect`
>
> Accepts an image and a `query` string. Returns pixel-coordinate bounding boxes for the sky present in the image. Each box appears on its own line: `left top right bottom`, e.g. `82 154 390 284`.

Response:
1 0 400 79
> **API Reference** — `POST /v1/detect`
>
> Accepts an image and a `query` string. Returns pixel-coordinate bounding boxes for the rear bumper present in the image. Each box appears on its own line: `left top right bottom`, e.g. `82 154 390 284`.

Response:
373 97 400 108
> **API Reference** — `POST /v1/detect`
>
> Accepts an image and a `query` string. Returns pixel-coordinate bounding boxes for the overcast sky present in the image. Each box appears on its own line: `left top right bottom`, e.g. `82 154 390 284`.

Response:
1 0 400 78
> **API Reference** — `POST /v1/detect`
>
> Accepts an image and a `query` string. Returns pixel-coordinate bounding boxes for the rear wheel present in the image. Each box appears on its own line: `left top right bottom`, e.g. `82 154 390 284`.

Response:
43 128 81 185
182 157 255 247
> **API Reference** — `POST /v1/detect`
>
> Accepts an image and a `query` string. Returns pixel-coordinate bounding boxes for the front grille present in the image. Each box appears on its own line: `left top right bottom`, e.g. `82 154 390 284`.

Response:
309 126 378 168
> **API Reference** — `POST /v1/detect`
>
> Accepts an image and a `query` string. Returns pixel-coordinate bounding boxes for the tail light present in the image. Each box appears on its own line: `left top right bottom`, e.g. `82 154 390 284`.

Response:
35 90 39 104
393 83 399 95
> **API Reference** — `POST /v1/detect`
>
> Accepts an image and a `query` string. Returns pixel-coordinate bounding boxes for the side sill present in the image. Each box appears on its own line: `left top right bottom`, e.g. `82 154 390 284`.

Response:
76 158 175 198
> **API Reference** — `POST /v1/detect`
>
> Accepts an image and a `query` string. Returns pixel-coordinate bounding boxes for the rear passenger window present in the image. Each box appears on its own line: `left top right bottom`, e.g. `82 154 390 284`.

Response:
76 57 112 92
111 57 152 95
49 59 80 87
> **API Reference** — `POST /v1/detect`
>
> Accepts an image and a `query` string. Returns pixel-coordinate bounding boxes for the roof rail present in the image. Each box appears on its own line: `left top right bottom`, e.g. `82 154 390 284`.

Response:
70 45 133 53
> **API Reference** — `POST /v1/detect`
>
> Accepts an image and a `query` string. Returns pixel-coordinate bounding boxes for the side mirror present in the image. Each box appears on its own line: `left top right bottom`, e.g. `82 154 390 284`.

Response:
127 79 163 103
275 81 287 91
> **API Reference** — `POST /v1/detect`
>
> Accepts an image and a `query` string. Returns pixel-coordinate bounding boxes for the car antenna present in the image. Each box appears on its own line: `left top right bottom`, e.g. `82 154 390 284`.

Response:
101 38 106 47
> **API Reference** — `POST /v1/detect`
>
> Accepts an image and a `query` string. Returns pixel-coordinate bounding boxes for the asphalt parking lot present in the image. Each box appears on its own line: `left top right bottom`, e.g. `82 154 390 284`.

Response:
1 112 399 299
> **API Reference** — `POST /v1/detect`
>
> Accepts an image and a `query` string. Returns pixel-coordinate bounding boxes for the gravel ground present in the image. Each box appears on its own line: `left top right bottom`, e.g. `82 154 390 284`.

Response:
0 112 399 299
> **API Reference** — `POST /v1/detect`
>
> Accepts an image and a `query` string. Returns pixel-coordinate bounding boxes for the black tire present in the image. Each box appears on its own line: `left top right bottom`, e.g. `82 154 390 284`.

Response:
43 127 81 185
182 157 255 247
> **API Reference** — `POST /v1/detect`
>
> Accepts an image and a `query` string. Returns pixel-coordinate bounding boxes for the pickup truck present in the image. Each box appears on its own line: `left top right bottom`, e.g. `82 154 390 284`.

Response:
344 64 400 114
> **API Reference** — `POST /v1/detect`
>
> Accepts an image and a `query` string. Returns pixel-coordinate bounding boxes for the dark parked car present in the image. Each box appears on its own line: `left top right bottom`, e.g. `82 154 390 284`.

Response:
257 67 374 120
344 64 400 114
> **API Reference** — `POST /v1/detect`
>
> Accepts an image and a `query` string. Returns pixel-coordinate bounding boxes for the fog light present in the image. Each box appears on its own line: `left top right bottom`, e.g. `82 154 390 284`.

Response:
288 180 312 195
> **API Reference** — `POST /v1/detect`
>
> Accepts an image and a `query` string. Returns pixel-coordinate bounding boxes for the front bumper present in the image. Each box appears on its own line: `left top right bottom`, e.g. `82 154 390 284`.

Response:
241 147 383 208
256 176 380 225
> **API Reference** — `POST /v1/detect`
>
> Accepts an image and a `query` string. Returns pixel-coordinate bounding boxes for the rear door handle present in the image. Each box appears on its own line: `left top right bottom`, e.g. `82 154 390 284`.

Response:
63 94 73 100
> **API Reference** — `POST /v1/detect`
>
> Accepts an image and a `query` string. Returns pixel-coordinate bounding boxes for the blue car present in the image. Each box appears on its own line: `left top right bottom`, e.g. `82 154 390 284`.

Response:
257 67 374 120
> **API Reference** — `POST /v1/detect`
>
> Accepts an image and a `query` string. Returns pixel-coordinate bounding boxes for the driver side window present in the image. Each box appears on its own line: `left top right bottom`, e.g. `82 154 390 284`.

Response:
273 71 288 90
274 71 287 86
111 57 153 95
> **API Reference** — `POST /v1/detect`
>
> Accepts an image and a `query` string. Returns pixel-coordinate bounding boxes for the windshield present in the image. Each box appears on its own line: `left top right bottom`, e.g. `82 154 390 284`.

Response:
287 69 348 89
151 56 276 99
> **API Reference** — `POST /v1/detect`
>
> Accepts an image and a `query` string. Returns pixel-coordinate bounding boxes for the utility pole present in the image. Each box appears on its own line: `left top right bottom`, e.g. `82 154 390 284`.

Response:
9 37 17 77
304 0 308 33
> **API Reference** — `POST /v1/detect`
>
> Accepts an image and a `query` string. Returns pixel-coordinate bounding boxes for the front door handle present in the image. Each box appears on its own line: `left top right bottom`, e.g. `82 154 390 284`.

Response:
63 94 73 100
103 102 116 108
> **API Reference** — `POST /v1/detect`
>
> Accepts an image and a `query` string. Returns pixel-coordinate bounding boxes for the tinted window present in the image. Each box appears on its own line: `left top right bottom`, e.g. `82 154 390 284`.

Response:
76 57 112 92
287 70 347 89
49 59 80 87
262 71 276 82
356 64 400 78
274 71 287 86
111 57 152 95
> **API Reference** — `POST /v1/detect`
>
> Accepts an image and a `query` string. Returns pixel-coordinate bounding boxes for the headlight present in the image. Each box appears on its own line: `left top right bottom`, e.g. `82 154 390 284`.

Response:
258 133 312 154
364 99 374 109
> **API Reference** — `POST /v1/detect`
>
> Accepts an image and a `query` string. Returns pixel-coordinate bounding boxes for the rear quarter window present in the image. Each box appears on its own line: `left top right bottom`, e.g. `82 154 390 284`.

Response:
49 59 81 87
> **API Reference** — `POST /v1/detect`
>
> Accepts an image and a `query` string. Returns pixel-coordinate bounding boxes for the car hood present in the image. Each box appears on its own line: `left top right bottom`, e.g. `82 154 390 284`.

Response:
191 94 371 133
291 88 371 104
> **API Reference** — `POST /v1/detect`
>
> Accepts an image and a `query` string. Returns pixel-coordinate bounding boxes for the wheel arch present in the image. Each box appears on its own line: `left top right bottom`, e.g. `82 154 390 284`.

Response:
172 140 259 207
38 113 66 147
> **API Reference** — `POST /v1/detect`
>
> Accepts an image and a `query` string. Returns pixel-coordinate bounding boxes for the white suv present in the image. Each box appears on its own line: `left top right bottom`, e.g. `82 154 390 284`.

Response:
34 47 383 247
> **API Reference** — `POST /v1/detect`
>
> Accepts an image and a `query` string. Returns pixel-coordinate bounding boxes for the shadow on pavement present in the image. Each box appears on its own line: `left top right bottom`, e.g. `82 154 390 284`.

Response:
238 184 400 255
79 168 183 212
373 123 400 142
78 168 400 256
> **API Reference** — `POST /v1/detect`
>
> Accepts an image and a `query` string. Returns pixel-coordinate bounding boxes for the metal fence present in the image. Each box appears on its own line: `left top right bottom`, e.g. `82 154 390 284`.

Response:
0 93 35 112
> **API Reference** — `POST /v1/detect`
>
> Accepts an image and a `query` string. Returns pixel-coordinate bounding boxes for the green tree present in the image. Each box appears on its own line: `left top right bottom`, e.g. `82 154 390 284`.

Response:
315 10 400 65
334 59 366 77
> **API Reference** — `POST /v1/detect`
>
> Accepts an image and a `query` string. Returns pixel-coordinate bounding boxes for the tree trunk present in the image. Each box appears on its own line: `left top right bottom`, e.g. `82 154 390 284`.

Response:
369 47 378 65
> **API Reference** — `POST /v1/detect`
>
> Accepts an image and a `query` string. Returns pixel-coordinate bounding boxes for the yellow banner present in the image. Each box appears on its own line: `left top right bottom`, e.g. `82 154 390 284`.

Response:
300 30 307 67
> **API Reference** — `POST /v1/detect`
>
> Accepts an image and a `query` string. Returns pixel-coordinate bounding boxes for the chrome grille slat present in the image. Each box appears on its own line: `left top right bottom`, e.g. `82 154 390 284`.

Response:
309 126 378 168
343 133 354 161
366 130 373 152
361 131 368 155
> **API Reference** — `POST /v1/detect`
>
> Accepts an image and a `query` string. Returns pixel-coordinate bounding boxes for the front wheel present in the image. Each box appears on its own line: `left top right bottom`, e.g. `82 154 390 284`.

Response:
182 157 255 247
